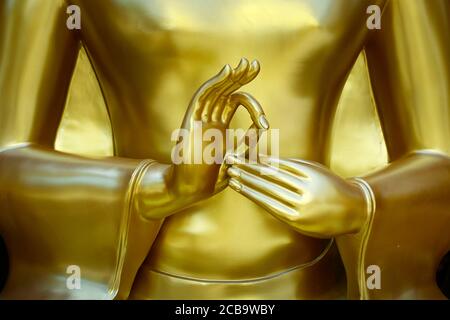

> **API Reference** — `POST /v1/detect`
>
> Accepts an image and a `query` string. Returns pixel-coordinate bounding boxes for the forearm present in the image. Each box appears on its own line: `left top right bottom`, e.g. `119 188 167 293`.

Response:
365 0 450 158
350 0 450 299
338 150 450 299
0 144 185 298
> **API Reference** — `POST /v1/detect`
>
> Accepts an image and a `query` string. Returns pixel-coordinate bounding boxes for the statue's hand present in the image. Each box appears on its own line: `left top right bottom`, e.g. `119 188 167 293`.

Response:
170 59 269 199
227 155 367 238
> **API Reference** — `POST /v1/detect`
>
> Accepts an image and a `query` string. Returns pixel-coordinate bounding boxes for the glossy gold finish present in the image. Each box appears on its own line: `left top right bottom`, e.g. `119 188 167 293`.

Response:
0 0 449 300
227 155 368 238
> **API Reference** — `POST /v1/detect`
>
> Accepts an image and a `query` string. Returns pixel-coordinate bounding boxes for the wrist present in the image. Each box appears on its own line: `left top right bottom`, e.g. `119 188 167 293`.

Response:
137 163 209 220
347 177 376 234
346 176 377 300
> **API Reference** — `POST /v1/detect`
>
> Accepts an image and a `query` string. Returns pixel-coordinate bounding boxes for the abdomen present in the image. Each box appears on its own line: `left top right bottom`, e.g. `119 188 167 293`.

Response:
143 188 331 280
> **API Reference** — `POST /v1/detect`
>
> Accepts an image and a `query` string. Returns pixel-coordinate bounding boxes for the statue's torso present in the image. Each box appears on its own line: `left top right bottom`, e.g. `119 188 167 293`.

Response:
74 0 382 295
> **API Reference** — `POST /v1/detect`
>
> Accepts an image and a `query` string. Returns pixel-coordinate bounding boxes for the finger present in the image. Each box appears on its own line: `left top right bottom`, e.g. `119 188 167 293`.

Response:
259 156 315 178
206 58 250 121
209 58 255 117
222 92 269 129
211 101 226 122
197 64 233 102
193 64 233 120
233 123 262 159
220 59 257 97
288 158 330 170
211 59 260 122
228 167 301 205
228 178 298 219
226 155 306 191
237 59 260 86
204 58 249 120
222 60 260 98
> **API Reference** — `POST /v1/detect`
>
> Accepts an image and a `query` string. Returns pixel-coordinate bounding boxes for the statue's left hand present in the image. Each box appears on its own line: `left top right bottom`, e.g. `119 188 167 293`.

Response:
227 155 368 238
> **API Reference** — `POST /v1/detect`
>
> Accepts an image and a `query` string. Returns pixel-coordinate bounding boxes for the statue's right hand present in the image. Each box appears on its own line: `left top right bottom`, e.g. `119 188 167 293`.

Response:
170 58 269 199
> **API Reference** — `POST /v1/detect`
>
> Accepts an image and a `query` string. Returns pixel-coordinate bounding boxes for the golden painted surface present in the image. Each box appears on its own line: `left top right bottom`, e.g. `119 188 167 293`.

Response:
55 46 114 157
57 48 387 176
0 0 448 299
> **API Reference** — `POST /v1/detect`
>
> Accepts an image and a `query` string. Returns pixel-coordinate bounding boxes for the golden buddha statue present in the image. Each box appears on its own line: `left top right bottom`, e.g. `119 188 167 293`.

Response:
0 0 448 300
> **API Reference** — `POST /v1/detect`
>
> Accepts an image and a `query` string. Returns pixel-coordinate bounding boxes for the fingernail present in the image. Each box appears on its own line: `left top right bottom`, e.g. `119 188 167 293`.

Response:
251 60 260 69
229 179 242 192
259 115 269 129
238 57 248 67
220 64 232 76
227 167 240 178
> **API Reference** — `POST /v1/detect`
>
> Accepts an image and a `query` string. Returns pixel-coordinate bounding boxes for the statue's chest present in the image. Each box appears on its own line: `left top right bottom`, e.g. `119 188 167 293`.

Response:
77 0 368 53
74 0 376 151
94 0 340 30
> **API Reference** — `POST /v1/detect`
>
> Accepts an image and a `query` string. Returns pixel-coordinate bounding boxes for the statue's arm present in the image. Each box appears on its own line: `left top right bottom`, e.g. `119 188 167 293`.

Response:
226 0 449 299
0 0 79 147
0 0 192 220
338 0 450 299
364 0 449 158
0 0 164 299
0 1 267 299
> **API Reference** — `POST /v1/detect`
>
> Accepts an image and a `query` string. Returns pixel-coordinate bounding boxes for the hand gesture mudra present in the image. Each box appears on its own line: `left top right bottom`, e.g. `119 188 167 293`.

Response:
227 155 368 238
171 58 269 199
